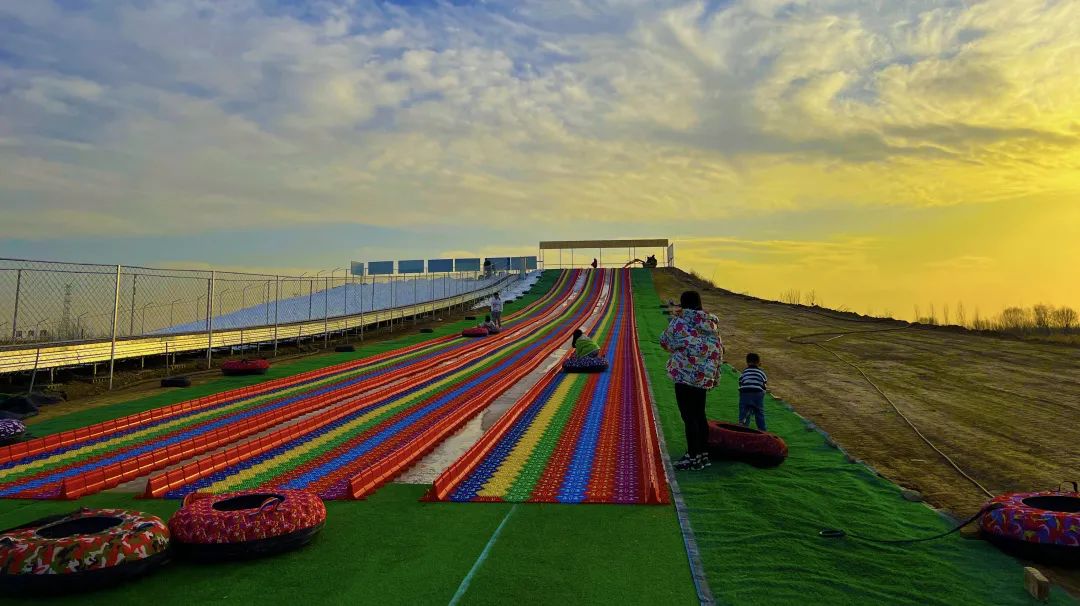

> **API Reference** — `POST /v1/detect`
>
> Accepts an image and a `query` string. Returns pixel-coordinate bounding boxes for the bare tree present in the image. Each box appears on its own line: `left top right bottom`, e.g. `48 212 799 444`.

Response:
781 289 802 305
1051 306 1077 330
1033 304 1052 332
804 290 817 307
913 304 921 323
998 307 1031 331
928 303 937 325
955 301 966 327
971 307 987 330
942 304 950 326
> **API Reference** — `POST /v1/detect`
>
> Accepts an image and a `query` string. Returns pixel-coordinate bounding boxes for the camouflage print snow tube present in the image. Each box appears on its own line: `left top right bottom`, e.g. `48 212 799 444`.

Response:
0 419 26 444
0 507 170 594
562 355 609 373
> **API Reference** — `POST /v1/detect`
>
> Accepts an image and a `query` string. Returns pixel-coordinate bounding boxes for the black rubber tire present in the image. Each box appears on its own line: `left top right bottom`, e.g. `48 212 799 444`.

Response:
173 523 324 562
419 328 434 333
334 345 356 352
465 316 477 321
160 376 191 388
0 549 171 595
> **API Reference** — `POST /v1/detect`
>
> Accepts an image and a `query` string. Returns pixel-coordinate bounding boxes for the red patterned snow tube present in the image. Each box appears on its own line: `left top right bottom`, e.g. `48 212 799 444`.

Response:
168 490 326 560
221 358 270 376
0 507 169 594
707 421 788 467
461 327 489 338
980 484 1080 564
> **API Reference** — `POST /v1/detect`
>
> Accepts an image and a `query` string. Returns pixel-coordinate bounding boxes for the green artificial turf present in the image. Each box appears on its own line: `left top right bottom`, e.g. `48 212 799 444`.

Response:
0 270 698 605
630 269 1074 606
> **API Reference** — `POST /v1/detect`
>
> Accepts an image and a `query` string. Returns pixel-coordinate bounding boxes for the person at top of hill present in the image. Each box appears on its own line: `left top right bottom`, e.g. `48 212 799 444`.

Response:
645 255 658 268
660 290 724 471
489 292 503 328
571 329 600 358
480 315 498 332
591 258 598 269
738 353 768 431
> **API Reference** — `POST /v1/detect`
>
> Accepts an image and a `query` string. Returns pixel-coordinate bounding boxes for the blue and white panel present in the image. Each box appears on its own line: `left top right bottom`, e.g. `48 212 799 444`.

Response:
455 258 481 272
368 261 395 275
428 259 453 273
350 261 365 276
398 259 425 274
486 257 511 270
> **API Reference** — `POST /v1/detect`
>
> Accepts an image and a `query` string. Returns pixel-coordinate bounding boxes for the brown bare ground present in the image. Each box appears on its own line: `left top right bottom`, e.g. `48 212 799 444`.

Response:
653 268 1080 595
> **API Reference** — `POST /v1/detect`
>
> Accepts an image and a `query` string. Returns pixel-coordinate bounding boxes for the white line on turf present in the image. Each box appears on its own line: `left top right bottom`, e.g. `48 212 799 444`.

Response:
448 504 518 606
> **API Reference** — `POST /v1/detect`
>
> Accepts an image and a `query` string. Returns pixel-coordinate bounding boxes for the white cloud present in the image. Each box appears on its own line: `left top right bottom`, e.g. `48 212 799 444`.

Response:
0 0 1078 240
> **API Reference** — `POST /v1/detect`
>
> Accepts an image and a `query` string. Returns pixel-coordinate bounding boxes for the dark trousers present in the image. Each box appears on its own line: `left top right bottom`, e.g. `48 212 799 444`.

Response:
675 383 708 456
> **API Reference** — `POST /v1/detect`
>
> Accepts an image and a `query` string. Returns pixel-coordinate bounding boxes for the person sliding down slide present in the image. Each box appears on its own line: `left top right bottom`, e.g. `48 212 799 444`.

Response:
480 315 500 333
571 329 600 358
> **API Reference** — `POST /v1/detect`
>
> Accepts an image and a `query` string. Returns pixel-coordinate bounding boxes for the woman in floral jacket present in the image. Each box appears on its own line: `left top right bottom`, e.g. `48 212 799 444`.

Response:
660 290 724 471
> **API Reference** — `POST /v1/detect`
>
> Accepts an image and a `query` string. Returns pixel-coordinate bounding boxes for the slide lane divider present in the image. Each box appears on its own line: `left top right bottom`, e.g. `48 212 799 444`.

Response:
426 270 617 502
427 270 670 505
0 331 460 466
291 271 602 498
6 271 571 499
145 270 583 499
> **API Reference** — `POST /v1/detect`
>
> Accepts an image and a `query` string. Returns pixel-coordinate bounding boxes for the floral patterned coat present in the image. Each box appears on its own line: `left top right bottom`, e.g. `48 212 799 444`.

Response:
660 309 724 390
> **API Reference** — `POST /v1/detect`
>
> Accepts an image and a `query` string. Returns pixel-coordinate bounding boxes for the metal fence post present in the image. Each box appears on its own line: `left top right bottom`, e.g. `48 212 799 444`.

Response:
129 273 137 336
108 265 121 390
323 276 329 348
206 271 215 368
11 268 22 342
343 276 349 337
359 275 365 342
273 275 280 357
390 276 395 333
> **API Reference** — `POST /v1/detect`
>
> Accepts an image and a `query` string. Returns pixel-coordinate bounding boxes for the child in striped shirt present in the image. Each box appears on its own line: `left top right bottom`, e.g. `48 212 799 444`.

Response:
738 353 768 431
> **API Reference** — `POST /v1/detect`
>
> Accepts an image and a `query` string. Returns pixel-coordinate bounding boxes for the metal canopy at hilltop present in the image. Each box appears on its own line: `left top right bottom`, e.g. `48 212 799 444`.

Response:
538 239 673 269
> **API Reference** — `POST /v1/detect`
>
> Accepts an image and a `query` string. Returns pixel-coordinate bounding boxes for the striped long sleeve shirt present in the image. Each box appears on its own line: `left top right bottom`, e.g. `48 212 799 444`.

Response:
738 367 767 392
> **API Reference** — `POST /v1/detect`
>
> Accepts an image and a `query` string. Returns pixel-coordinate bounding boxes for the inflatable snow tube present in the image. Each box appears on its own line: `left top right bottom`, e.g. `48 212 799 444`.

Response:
461 327 489 338
221 358 270 376
419 328 434 334
562 356 609 373
335 345 356 352
160 376 191 388
0 419 27 445
707 421 788 467
0 508 169 594
169 490 326 561
980 486 1080 564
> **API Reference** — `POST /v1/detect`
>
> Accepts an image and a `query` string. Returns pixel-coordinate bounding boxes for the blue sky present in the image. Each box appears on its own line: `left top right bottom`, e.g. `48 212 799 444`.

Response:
1 0 1078 314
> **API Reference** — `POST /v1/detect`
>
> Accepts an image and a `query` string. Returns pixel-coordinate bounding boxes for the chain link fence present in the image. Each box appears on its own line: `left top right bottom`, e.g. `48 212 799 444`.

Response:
0 259 513 346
